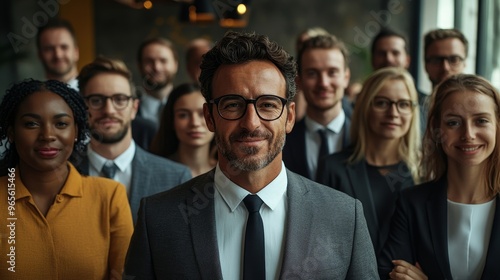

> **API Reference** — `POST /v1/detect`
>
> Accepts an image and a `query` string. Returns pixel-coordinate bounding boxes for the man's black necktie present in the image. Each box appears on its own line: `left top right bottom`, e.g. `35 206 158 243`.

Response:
243 195 265 280
101 162 117 179
318 129 330 161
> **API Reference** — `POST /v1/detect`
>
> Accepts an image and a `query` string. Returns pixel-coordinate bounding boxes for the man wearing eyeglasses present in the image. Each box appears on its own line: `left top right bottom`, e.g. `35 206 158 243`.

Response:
76 57 191 224
125 31 377 279
282 34 351 181
424 28 468 89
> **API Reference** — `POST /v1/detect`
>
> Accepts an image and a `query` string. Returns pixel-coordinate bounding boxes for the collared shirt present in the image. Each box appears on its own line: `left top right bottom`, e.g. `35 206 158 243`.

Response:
87 141 136 195
140 93 167 125
214 162 288 280
305 110 346 179
67 78 79 92
0 163 133 279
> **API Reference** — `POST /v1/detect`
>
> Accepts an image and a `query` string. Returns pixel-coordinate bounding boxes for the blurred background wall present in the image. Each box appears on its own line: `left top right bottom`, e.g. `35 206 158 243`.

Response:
0 0 420 96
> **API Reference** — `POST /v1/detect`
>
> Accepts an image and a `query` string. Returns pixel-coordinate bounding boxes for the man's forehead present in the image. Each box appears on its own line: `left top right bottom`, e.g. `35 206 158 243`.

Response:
376 36 407 50
426 38 466 54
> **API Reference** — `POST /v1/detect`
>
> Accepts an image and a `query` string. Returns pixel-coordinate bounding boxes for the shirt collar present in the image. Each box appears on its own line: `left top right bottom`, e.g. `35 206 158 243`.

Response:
214 162 288 212
141 92 167 106
87 141 136 172
305 109 346 134
15 162 83 201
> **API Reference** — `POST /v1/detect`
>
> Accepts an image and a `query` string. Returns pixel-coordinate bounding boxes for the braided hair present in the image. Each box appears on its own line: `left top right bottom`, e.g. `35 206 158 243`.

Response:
0 79 90 170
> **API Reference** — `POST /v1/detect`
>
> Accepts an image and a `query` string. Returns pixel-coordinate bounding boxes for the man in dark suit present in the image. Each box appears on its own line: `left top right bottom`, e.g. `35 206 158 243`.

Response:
124 31 377 279
283 34 351 180
76 57 191 223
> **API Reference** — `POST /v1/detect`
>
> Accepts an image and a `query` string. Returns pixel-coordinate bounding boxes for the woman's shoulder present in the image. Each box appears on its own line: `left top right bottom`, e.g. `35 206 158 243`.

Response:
322 149 354 165
400 178 445 202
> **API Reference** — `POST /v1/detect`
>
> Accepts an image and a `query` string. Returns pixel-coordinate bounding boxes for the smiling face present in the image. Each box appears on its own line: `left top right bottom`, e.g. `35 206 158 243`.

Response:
10 91 77 172
204 60 295 172
297 48 350 114
174 91 214 148
82 73 138 144
38 28 79 79
368 79 414 140
439 90 496 168
140 43 178 90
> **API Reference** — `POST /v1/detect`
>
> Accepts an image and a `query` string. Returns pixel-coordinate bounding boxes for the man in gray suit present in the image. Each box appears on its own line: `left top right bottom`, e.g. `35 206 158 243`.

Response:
76 57 191 223
124 31 377 279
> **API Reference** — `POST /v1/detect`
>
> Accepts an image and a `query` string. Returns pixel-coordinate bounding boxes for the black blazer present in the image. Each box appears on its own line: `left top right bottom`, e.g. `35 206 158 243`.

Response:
283 117 351 180
378 178 500 279
316 149 414 255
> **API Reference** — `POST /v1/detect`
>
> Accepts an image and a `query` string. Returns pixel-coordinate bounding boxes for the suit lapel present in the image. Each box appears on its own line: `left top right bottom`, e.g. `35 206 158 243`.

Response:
426 181 453 278
481 195 500 279
279 172 313 278
295 120 311 178
342 117 351 149
187 172 223 279
129 147 147 207
346 161 380 248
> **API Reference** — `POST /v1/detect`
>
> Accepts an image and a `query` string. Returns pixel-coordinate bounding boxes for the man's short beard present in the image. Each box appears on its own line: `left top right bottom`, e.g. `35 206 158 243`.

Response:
91 123 130 144
44 61 74 78
142 74 173 92
216 129 285 172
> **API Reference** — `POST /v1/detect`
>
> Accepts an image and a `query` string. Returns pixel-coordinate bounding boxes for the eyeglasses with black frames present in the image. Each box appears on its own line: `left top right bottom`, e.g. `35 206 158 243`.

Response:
209 94 288 121
425 55 465 68
372 97 416 115
84 94 134 110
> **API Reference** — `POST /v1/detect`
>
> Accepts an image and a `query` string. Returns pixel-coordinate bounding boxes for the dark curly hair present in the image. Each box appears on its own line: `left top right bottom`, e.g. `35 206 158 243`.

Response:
0 79 90 170
199 31 297 104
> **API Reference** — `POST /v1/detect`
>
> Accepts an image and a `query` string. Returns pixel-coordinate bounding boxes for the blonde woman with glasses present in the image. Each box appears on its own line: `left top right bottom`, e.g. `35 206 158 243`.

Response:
317 67 421 256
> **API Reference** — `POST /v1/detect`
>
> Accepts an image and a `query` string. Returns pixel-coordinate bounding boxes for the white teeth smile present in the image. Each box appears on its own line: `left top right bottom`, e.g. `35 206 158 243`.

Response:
461 147 479 152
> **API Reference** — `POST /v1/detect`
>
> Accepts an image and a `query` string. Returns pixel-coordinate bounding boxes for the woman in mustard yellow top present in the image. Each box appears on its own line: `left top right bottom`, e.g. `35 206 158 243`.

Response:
0 79 133 279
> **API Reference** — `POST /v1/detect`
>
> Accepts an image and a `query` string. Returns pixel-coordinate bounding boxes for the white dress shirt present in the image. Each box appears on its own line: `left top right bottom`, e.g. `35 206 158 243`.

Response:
214 162 288 280
304 110 346 179
67 78 79 91
448 198 496 280
87 141 136 195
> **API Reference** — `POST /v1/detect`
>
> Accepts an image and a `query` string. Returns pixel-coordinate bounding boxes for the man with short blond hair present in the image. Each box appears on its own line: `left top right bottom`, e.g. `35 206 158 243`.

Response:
283 34 351 180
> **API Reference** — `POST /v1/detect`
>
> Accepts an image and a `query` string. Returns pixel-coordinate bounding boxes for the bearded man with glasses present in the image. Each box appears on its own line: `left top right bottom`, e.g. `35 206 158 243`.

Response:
75 57 191 224
424 28 468 89
125 31 377 279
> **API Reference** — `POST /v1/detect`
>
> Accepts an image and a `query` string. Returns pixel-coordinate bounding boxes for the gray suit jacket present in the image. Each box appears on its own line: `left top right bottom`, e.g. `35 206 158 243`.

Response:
77 146 192 223
124 169 378 279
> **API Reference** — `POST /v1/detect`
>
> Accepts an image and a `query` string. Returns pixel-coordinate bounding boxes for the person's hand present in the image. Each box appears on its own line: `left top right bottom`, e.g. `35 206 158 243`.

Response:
389 260 428 280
